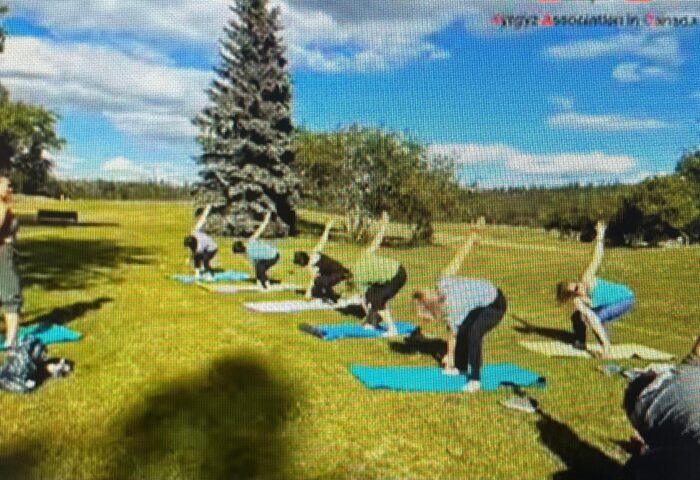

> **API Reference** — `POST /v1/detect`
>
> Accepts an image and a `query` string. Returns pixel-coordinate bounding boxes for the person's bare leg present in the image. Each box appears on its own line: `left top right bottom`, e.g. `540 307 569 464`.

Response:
4 312 19 349
379 309 398 337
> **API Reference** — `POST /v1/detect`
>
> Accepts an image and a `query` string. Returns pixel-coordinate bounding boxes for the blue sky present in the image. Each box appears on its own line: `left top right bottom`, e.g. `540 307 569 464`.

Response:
2 1 700 187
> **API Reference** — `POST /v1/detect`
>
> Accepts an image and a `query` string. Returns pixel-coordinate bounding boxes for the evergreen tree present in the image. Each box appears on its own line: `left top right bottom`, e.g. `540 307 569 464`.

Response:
193 0 300 236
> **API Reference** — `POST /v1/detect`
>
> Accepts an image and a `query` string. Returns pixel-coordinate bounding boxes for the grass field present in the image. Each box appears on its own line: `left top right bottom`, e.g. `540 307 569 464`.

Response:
1 197 698 480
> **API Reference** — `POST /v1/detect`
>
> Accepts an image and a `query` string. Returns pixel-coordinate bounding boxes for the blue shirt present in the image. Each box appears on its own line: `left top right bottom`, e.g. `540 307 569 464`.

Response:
590 278 634 308
247 240 279 262
438 276 498 332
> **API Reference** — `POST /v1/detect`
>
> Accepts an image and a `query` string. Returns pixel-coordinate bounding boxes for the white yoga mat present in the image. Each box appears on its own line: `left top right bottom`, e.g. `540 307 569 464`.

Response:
244 296 363 313
207 283 301 294
520 341 674 361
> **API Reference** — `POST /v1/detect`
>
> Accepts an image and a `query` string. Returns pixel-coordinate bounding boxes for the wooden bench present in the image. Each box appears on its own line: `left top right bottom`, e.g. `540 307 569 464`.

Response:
37 210 79 224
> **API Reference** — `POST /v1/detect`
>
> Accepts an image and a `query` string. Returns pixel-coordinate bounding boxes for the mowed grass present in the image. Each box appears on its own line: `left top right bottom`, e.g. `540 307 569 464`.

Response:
1 197 698 480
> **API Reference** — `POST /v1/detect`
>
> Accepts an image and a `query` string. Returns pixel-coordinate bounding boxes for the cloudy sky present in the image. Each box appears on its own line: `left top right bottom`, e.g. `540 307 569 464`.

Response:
2 0 700 187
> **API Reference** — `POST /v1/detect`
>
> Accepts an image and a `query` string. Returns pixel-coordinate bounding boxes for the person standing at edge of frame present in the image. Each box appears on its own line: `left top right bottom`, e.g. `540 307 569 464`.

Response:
0 177 23 349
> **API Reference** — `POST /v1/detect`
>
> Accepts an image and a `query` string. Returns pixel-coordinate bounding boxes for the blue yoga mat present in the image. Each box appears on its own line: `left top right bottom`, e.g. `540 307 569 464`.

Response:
172 271 249 284
300 322 416 341
350 364 546 392
0 324 82 351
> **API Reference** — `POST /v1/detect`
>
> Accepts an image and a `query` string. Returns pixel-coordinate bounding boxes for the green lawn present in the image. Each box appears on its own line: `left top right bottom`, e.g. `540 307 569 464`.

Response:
1 198 698 480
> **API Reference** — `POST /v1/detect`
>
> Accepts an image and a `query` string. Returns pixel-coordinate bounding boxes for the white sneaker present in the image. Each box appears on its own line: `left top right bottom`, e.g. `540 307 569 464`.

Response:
463 380 481 393
202 272 214 282
381 329 399 338
362 323 375 330
442 367 460 376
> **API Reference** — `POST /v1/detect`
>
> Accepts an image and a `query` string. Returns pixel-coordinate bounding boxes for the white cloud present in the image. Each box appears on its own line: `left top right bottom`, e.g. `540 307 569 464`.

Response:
612 62 673 83
0 36 210 145
427 143 636 174
548 112 672 131
545 33 681 65
99 156 192 184
550 95 573 111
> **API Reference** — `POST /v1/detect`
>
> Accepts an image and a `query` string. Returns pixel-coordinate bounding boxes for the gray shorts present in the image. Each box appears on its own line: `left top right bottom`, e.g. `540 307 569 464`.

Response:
0 244 22 314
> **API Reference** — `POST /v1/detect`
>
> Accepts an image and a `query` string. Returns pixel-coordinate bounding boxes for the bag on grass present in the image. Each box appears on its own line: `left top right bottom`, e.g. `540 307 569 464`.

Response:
0 336 47 393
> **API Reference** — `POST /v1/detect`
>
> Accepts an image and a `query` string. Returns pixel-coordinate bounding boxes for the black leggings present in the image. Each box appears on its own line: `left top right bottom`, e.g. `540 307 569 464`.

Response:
454 289 507 381
193 249 217 274
312 272 350 302
364 266 407 326
254 254 280 287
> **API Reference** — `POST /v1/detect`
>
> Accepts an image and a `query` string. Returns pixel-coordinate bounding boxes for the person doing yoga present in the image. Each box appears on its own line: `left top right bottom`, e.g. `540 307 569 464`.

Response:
413 233 507 393
556 221 635 354
294 219 351 303
353 212 406 338
232 212 279 289
183 205 218 280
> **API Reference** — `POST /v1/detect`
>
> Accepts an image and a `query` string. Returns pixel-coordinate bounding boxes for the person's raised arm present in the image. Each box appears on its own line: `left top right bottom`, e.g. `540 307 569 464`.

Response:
191 204 212 233
582 221 606 288
249 211 272 241
366 211 389 254
573 298 611 349
441 234 477 278
313 219 334 254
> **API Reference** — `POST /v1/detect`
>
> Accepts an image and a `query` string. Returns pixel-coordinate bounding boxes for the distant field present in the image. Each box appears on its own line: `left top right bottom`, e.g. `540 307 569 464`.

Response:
0 197 697 480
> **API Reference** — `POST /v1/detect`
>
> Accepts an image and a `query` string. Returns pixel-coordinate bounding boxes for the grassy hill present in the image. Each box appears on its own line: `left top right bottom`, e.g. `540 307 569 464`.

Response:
0 198 697 479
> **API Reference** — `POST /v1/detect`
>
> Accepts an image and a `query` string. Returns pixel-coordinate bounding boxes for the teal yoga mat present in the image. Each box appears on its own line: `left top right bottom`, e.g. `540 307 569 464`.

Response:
350 364 546 392
299 322 416 341
0 324 82 351
171 271 249 284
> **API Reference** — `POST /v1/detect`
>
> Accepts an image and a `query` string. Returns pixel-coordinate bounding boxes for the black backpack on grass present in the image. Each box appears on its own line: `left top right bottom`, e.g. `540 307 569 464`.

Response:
0 337 47 394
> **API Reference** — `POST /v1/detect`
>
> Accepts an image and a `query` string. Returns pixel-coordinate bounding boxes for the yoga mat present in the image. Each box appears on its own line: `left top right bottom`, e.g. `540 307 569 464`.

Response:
299 321 416 341
244 296 363 313
203 283 300 294
171 271 249 285
350 364 546 392
520 341 674 361
0 324 82 351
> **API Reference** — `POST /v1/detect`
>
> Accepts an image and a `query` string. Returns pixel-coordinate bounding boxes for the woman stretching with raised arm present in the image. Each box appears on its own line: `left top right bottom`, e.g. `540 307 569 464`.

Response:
294 220 351 303
232 212 280 289
556 221 635 354
413 233 507 393
352 212 406 338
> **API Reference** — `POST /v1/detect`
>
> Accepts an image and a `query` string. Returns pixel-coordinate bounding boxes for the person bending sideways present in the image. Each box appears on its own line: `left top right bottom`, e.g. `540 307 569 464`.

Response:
232 212 279 290
352 212 406 338
183 205 218 280
0 177 22 349
621 334 700 479
556 221 635 355
413 234 507 393
293 220 351 304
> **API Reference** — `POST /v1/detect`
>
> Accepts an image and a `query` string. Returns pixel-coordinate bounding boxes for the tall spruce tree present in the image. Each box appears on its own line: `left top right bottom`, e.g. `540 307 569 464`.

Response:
193 0 300 236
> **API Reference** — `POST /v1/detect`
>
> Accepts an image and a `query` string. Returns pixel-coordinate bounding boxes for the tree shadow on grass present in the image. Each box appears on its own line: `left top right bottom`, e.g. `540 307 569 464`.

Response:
536 409 622 479
16 239 155 291
511 314 575 344
27 297 113 326
16 214 119 228
113 356 299 480
0 442 41 480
